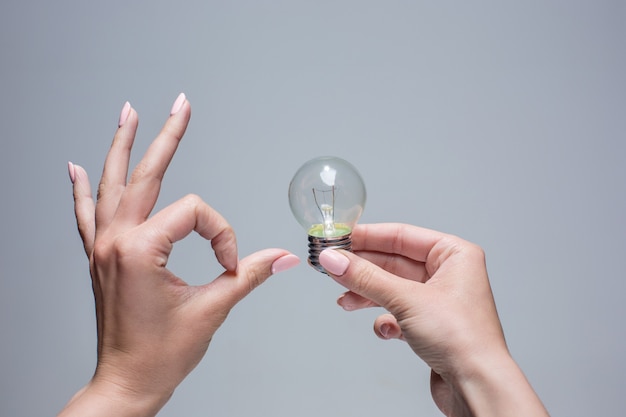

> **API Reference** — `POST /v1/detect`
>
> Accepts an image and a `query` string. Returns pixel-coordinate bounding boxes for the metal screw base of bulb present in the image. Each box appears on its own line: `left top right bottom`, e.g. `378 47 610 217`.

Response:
308 234 352 274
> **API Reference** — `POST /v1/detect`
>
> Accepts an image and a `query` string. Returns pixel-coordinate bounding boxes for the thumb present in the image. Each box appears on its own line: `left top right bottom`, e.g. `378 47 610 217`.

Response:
319 249 415 313
200 249 300 309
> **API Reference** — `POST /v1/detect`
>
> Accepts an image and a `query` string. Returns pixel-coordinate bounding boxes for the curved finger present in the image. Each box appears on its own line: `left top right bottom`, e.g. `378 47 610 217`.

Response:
147 194 239 272
95 101 138 230
355 250 429 282
374 313 405 341
69 163 96 257
337 291 379 311
199 249 300 310
116 93 190 225
319 248 417 314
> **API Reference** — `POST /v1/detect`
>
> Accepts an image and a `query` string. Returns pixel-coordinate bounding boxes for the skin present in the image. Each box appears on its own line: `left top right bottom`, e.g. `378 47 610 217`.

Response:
319 224 550 417
59 93 548 416
58 95 299 417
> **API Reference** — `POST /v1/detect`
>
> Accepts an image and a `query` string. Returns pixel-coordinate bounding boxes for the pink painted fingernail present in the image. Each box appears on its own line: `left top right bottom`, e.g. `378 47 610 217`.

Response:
118 101 131 127
337 295 355 311
379 323 390 339
319 249 350 276
170 92 186 115
271 254 301 274
67 161 76 184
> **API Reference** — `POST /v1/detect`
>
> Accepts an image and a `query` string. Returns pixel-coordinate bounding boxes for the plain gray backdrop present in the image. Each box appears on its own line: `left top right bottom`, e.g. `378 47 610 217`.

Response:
1 1 624 416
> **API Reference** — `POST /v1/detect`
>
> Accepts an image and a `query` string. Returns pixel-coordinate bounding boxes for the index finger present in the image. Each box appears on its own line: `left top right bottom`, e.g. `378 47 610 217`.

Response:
352 223 449 263
147 194 238 272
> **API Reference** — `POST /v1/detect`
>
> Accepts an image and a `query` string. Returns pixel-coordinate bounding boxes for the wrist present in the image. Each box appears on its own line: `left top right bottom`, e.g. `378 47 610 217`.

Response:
57 374 172 417
450 349 549 417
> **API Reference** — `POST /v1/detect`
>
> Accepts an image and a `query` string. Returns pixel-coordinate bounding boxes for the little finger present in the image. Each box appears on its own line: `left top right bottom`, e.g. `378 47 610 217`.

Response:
69 162 96 257
374 313 405 341
337 291 379 311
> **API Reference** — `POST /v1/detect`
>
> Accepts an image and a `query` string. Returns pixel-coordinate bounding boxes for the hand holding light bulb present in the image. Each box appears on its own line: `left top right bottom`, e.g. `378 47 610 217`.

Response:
289 156 549 416
317 223 550 417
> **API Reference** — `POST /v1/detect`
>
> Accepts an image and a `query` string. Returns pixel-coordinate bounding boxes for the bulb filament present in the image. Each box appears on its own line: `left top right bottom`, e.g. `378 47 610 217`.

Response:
312 186 336 236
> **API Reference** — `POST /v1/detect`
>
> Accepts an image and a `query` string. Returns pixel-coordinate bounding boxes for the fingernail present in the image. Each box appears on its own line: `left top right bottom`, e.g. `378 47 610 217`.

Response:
170 92 186 115
67 161 76 184
271 254 301 274
118 101 131 127
337 295 355 311
379 323 390 339
319 249 350 276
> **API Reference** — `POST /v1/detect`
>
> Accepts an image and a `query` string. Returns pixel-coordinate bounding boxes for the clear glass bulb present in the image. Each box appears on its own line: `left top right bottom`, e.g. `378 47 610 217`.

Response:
288 156 367 273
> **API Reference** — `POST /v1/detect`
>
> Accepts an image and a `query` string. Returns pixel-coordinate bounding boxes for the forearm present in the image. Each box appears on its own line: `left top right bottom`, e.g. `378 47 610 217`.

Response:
454 351 549 417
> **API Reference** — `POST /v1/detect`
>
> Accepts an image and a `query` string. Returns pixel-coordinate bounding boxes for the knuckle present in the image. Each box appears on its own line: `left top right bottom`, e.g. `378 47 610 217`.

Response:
182 193 203 206
431 236 463 264
465 242 487 265
350 259 377 295
128 160 153 184
180 193 205 217
245 267 266 292
162 124 185 142
112 236 136 259
390 224 405 254
96 181 123 201
467 241 485 257
92 233 145 269
429 235 487 274
91 238 115 270
380 253 397 274
96 182 107 201
213 224 236 246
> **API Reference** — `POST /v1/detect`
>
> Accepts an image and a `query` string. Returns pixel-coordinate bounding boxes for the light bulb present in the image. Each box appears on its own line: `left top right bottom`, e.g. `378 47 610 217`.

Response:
288 156 367 273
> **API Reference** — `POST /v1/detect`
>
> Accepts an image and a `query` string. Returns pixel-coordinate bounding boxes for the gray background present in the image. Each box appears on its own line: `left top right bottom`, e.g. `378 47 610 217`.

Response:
1 1 624 416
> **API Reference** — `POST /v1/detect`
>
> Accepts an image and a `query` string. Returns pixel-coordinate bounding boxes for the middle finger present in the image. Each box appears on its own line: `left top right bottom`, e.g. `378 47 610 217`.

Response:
115 93 190 226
